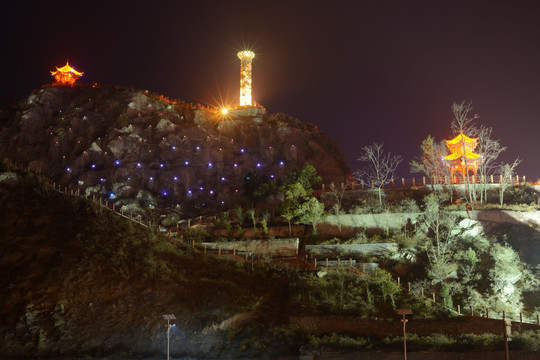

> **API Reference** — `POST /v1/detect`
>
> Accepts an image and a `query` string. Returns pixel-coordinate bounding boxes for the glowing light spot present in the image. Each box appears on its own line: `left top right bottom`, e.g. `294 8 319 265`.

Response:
184 161 189 165
279 161 284 166
208 162 213 167
187 190 192 195
162 191 168 196
173 176 178 181
114 160 120 165
100 178 105 182
149 177 154 181
199 186 204 190
160 163 164 168
66 167 71 172
172 146 176 150
137 163 141 168
91 164 96 169
234 163 238 168
270 174 275 178
221 201 225 204
221 107 228 115
196 146 200 150
256 163 262 168
240 148 245 153
221 177 225 181
109 192 116 198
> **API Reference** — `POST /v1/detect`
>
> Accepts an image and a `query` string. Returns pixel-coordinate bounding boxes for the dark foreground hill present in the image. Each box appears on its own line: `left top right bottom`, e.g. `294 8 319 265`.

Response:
0 85 350 219
0 164 301 359
1 165 540 359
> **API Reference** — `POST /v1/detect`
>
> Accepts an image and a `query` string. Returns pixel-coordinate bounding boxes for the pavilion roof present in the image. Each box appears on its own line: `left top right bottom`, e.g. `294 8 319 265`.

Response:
443 150 482 161
51 61 83 76
445 133 477 146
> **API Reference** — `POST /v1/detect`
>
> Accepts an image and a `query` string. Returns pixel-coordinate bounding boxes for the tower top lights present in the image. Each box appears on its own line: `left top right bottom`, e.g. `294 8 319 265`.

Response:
237 50 255 107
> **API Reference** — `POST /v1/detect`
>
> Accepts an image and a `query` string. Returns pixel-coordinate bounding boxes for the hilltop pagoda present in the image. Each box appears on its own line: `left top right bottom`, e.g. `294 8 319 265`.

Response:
443 133 482 182
51 61 83 86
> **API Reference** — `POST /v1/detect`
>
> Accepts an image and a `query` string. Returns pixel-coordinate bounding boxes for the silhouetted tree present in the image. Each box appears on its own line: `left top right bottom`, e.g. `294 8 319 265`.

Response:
355 142 402 206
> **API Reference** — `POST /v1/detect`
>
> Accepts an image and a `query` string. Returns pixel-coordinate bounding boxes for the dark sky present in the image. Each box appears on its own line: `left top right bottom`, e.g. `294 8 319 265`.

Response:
2 1 540 180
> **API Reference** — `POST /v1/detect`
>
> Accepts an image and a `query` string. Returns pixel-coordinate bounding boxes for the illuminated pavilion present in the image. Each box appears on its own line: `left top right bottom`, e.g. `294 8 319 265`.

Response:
51 61 83 86
443 133 482 182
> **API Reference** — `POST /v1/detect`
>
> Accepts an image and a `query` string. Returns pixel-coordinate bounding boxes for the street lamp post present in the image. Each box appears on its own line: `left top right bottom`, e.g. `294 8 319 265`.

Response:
396 309 412 360
162 314 176 360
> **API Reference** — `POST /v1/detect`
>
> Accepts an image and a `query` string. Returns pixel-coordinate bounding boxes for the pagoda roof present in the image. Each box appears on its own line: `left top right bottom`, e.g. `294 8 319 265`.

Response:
443 150 482 161
51 61 83 76
445 133 477 145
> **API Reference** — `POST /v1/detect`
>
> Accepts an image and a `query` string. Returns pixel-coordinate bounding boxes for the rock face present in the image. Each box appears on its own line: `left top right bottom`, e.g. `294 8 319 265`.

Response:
0 85 350 218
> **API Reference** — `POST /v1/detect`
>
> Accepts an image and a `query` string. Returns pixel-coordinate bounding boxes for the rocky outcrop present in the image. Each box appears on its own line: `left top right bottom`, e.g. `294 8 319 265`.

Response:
0 85 351 219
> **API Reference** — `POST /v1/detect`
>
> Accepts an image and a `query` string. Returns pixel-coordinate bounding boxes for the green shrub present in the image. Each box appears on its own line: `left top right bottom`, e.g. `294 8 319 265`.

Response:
506 186 537 205
309 333 369 349
185 227 210 243
513 330 540 351
397 198 420 213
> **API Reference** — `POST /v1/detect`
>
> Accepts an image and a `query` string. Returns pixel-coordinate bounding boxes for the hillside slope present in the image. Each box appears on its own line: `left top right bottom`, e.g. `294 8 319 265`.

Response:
0 166 298 359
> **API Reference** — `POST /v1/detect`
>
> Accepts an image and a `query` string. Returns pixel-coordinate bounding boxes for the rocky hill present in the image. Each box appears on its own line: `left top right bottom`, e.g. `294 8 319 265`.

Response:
0 85 350 219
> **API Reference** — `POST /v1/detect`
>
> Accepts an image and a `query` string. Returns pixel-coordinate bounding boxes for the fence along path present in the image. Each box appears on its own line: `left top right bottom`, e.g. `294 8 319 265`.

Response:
47 180 540 327
308 255 540 327
320 174 530 192
50 183 301 262
11 163 539 328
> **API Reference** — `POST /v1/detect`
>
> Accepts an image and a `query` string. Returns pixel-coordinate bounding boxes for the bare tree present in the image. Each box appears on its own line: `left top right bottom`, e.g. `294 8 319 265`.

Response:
355 142 402 207
476 126 506 205
329 182 347 232
410 135 449 187
498 159 521 206
451 101 479 207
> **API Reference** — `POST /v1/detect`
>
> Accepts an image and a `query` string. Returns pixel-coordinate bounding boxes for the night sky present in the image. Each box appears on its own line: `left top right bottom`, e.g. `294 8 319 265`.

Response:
2 1 540 180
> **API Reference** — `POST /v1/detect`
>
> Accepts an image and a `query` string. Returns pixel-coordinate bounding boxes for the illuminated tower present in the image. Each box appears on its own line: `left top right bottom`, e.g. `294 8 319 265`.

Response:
237 50 255 107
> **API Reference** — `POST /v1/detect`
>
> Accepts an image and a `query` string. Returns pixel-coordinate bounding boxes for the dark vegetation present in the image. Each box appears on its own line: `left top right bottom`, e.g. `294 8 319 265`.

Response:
1 161 540 358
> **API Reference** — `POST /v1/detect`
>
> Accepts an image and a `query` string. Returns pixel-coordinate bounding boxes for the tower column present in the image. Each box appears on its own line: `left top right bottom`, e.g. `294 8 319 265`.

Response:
237 51 255 106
